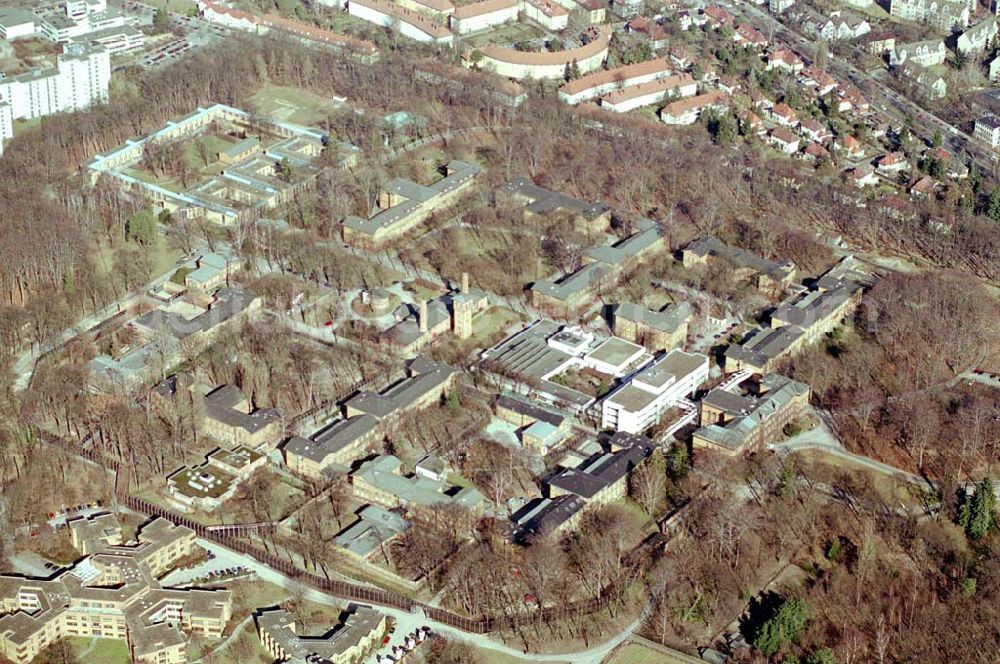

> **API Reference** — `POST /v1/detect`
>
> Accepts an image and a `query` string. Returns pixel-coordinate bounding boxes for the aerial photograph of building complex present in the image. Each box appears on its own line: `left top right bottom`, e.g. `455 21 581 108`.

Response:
0 0 997 661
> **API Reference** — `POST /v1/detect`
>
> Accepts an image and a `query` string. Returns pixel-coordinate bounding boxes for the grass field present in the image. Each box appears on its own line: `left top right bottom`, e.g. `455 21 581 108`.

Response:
93 235 183 282
465 22 548 48
141 0 198 14
250 84 344 125
67 636 130 663
605 642 695 664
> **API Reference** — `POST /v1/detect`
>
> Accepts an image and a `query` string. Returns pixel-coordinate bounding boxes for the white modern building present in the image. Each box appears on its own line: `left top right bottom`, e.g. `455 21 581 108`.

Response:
0 8 38 39
0 100 13 156
601 349 709 434
0 43 111 122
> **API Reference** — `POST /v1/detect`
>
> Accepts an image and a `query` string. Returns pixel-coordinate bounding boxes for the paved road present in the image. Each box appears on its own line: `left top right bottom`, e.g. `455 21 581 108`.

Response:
771 436 929 488
193 538 650 664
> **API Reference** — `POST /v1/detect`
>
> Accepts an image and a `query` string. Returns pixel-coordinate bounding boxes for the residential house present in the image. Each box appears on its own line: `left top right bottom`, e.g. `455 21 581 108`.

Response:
703 4 734 28
838 134 865 158
766 48 805 72
768 0 795 13
660 91 729 124
875 151 909 174
625 16 669 50
889 39 947 67
957 17 997 55
798 117 831 143
844 165 878 187
889 0 969 31
770 102 798 126
735 23 769 48
861 31 896 55
769 127 801 154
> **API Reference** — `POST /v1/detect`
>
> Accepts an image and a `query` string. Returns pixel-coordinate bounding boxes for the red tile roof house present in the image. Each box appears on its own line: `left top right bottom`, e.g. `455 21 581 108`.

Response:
770 102 798 126
874 151 909 174
879 194 916 220
703 4 734 28
766 48 804 72
837 134 864 158
667 44 693 68
844 165 878 188
717 74 742 94
909 175 937 197
925 146 969 178
802 141 830 162
769 127 801 154
798 117 830 142
735 23 769 48
626 16 670 49
740 109 764 134
799 66 837 96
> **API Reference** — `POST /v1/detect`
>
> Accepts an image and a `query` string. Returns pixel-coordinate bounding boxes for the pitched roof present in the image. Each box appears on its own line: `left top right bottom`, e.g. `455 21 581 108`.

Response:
600 74 695 105
475 25 611 66
453 0 517 19
560 57 671 96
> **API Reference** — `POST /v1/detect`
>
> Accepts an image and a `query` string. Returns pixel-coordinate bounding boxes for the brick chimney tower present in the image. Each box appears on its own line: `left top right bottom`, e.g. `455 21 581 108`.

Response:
461 272 469 295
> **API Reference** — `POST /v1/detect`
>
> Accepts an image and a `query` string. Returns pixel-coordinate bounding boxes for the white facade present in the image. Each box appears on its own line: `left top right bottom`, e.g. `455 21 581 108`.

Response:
889 40 946 67
601 350 709 434
600 77 697 113
451 0 519 34
347 0 454 45
889 0 969 31
0 101 13 157
472 31 611 79
0 43 110 122
974 116 1000 148
0 9 37 39
522 0 569 30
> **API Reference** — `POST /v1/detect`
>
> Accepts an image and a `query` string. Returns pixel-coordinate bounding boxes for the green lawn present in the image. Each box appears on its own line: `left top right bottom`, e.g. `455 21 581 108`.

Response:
141 0 197 13
605 643 694 664
464 22 548 48
249 84 344 125
67 637 130 664
93 235 183 282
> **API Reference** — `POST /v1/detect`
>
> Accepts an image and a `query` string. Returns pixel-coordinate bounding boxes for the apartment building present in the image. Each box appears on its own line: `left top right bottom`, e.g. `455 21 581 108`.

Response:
693 374 810 455
601 349 709 433
0 42 109 123
256 606 386 664
889 0 968 30
0 516 230 664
